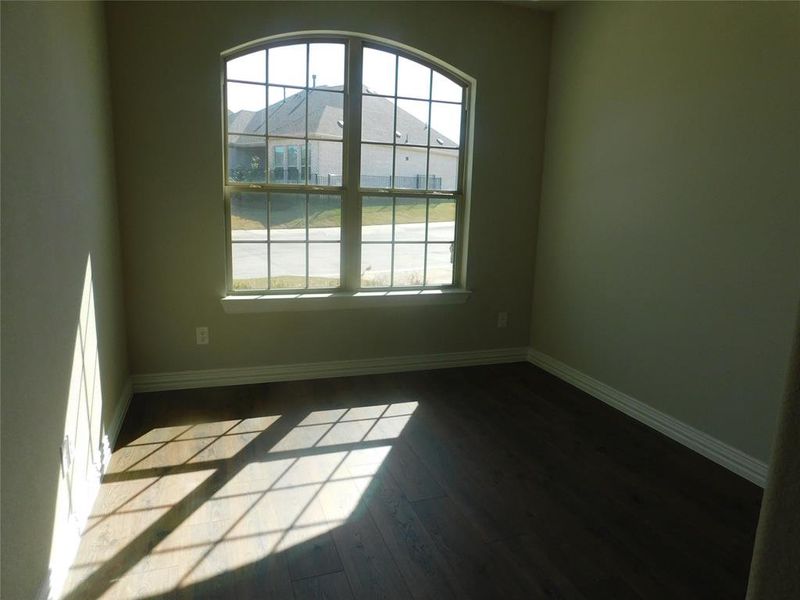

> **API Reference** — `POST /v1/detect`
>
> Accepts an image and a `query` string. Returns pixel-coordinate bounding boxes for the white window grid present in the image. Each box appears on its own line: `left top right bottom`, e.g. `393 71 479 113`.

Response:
222 35 470 294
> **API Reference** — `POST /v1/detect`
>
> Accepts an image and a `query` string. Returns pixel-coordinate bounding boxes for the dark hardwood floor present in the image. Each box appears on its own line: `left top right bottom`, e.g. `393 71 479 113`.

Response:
62 363 762 599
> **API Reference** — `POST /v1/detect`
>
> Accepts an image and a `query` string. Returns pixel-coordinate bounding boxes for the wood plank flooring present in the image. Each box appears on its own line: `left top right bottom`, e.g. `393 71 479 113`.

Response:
61 363 762 599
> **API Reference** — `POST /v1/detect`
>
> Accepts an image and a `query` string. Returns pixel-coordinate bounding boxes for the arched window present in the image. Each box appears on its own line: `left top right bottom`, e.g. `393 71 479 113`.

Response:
223 34 470 294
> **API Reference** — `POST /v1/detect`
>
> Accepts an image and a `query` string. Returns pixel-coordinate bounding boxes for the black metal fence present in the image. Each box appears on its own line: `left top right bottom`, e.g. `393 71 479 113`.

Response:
262 171 444 190
360 175 443 190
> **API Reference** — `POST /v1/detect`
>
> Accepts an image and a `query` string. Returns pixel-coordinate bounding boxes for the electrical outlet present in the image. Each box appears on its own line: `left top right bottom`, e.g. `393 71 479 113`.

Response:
496 311 508 329
196 326 209 345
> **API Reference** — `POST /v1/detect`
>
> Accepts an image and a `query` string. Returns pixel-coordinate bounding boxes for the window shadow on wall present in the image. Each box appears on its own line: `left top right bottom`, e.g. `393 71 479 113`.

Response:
47 255 118 599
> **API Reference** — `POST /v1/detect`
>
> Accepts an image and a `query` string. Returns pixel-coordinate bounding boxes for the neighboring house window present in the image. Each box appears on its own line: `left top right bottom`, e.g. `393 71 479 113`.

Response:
273 146 285 181
224 35 469 292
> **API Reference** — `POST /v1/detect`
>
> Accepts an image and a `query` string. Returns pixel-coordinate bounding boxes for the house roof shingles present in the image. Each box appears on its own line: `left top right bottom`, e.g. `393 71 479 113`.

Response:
228 85 457 148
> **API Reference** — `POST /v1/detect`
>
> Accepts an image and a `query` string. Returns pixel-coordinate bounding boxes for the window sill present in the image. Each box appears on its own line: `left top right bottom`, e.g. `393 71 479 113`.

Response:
221 288 471 313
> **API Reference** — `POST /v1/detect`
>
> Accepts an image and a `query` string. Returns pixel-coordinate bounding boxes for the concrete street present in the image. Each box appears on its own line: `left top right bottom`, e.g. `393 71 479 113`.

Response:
232 221 455 285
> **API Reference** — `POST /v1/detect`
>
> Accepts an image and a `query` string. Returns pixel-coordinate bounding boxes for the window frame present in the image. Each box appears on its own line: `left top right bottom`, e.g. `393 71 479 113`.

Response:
222 33 472 297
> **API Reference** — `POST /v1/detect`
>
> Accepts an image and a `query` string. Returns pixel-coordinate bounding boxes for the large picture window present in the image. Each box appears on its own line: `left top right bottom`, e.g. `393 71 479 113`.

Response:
224 35 469 293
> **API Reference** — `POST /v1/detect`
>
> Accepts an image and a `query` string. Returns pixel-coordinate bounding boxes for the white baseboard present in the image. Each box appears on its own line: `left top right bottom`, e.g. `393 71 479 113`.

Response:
131 347 529 394
527 348 768 487
107 378 132 450
36 377 134 600
131 346 767 485
35 572 51 600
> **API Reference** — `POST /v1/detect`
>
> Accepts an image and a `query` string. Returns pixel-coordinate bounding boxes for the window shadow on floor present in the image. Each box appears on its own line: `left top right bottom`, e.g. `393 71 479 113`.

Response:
61 383 419 599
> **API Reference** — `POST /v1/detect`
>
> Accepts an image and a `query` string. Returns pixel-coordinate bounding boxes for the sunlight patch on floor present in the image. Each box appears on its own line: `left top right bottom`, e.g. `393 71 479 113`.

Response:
61 402 417 599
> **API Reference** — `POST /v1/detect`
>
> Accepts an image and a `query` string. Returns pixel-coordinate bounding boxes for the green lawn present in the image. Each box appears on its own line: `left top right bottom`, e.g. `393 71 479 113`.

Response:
231 198 455 231
232 273 427 291
232 275 341 290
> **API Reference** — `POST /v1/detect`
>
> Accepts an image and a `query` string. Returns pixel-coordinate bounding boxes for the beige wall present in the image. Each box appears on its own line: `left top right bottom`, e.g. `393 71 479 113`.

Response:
105 1 551 375
531 1 800 463
0 2 129 597
3 1 795 595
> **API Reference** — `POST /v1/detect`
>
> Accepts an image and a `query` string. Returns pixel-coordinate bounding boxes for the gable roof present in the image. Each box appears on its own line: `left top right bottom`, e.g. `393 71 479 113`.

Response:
228 85 457 147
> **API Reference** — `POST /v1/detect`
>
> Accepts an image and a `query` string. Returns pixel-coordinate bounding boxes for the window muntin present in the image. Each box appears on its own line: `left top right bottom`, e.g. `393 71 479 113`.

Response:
360 196 456 288
225 42 345 188
224 36 468 294
358 46 464 193
231 190 342 291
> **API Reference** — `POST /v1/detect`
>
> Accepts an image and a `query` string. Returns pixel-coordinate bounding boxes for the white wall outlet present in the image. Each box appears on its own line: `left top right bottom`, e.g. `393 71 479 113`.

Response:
497 311 508 329
196 326 209 345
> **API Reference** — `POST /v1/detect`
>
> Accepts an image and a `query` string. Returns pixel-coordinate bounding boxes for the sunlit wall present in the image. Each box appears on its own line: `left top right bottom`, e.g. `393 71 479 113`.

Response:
47 258 115 599
0 2 129 598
